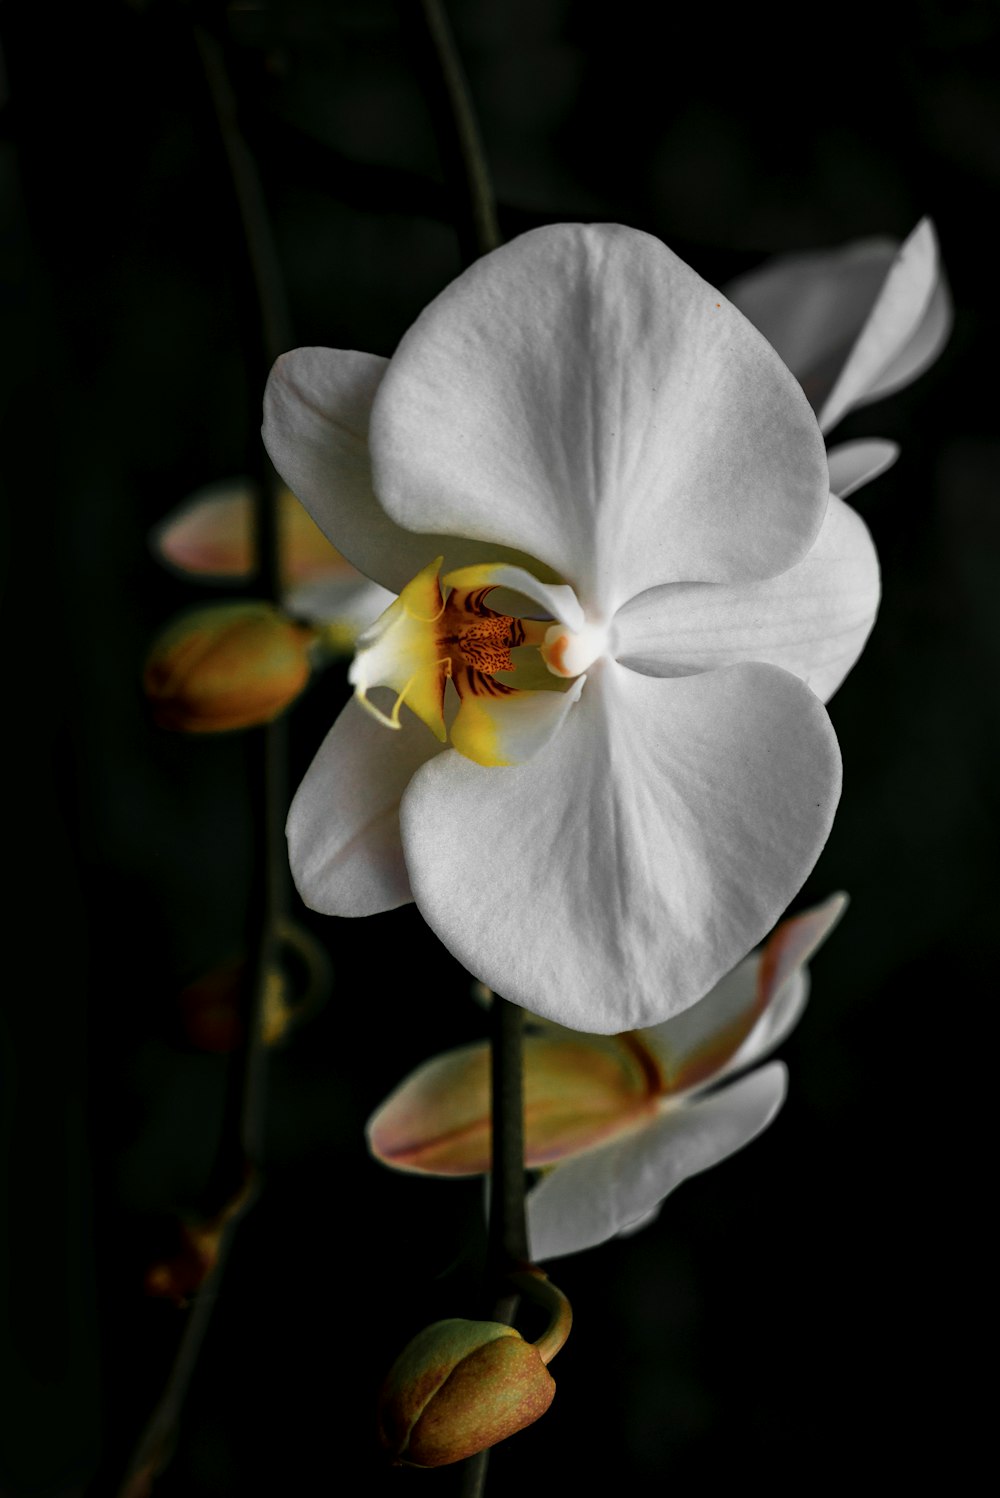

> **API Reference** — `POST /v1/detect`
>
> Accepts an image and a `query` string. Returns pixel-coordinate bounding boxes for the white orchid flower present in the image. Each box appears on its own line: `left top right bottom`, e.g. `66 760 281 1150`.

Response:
368 896 845 1259
727 217 951 500
264 222 876 1033
152 478 394 645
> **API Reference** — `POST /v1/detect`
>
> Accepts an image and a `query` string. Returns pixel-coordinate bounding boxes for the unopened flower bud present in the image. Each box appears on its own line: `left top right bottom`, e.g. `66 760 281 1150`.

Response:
377 1318 556 1468
144 602 313 732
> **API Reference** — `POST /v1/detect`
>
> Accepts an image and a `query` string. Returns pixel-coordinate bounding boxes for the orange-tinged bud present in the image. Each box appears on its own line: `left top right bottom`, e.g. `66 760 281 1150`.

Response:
377 1318 556 1468
144 603 313 732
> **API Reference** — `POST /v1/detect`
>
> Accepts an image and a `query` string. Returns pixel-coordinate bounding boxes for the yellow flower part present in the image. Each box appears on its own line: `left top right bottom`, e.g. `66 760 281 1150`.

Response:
348 557 579 767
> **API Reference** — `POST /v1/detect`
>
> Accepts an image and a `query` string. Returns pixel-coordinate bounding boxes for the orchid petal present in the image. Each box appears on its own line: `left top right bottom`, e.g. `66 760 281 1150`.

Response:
640 892 847 1091
153 479 261 578
526 1064 788 1259
442 564 584 633
262 348 562 594
818 220 949 432
719 892 847 1076
613 495 879 703
371 224 828 614
367 1031 657 1177
154 480 351 583
726 221 950 433
262 348 430 593
451 677 585 768
725 237 897 411
827 440 900 500
286 699 445 917
400 659 840 1033
637 954 759 1095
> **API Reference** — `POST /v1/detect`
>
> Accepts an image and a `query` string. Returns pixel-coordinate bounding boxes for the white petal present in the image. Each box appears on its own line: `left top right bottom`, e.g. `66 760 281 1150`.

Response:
818 219 950 432
719 891 848 1076
637 891 845 1093
262 347 569 595
399 658 841 1033
263 348 422 592
726 237 897 408
527 1064 788 1259
451 677 585 767
827 440 899 499
371 224 828 615
613 495 880 703
286 698 445 916
638 953 759 1091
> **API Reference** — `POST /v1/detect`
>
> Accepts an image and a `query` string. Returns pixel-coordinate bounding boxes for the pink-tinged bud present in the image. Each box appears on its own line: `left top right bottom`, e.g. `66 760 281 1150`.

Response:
143 603 313 732
377 1318 556 1468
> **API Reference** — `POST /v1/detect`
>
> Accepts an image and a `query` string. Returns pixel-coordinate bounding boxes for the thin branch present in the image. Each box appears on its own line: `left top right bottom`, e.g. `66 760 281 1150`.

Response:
114 19 293 1493
408 0 500 262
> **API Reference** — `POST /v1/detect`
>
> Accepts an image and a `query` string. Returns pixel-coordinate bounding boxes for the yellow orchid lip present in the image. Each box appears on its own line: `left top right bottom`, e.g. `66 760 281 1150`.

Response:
347 557 566 767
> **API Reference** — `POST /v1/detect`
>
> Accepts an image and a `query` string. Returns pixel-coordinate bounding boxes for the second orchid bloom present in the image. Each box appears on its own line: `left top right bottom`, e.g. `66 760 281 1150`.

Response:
368 897 846 1260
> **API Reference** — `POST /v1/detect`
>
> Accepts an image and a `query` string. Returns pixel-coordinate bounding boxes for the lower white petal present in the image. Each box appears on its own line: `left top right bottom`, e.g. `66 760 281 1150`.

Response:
718 890 847 1077
526 1064 788 1260
399 659 840 1033
613 495 879 703
287 698 445 916
827 440 899 500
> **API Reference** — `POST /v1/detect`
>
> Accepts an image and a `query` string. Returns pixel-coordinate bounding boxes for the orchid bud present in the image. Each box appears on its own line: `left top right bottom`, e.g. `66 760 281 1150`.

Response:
144 602 313 732
377 1318 556 1468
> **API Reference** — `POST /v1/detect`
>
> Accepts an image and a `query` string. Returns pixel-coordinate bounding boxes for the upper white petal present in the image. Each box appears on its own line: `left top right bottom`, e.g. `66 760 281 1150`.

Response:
262 346 568 593
371 223 828 616
818 219 950 432
286 698 445 917
526 1063 788 1259
726 220 950 433
399 658 841 1033
613 495 880 703
726 235 897 410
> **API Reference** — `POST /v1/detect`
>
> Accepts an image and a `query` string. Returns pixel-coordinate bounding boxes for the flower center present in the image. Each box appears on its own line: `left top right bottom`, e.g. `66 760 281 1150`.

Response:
348 557 601 766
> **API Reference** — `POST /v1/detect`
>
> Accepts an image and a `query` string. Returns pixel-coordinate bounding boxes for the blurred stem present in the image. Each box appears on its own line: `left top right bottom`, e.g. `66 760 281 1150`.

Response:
409 0 500 262
115 21 292 1496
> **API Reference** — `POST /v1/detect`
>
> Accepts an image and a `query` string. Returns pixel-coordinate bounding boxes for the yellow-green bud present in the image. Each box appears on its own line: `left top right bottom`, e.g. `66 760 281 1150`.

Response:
377 1318 556 1468
144 602 313 732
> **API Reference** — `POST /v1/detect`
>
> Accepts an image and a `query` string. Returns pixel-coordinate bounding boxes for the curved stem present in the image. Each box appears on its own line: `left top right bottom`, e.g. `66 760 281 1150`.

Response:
115 20 293 1495
410 0 500 262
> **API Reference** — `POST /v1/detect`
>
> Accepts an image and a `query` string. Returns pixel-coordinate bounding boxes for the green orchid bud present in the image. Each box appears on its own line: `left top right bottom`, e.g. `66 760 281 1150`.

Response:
377 1317 556 1468
144 602 313 732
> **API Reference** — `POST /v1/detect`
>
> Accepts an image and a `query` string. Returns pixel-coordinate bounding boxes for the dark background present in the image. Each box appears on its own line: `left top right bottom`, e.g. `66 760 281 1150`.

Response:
1 1 994 1492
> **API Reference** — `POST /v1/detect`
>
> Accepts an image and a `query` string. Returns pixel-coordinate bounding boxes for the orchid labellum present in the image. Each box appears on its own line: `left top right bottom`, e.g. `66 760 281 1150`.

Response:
263 223 883 1032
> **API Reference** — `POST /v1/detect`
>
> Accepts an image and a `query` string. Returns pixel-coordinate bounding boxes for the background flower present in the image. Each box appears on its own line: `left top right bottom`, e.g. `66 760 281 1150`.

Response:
153 477 393 645
369 896 845 1258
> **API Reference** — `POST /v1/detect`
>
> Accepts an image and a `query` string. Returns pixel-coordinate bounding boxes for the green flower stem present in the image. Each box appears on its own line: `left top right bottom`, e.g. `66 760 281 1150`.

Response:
411 0 501 261
508 1269 574 1366
488 995 531 1289
115 20 294 1495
